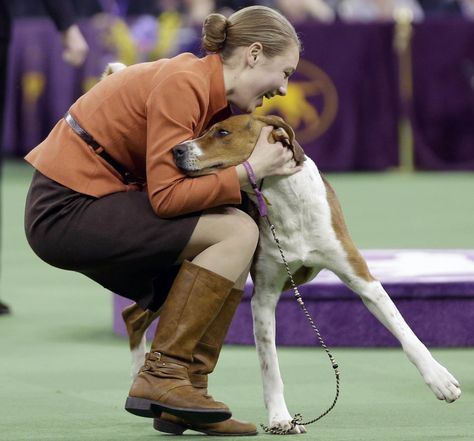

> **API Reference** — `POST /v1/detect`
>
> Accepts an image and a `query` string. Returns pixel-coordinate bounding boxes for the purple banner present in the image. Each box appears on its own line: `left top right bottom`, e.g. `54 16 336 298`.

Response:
411 19 474 170
290 22 399 171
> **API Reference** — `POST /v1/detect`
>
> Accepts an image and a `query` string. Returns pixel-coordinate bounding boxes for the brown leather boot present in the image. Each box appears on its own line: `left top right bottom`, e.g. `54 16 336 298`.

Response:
125 260 234 424
154 288 258 435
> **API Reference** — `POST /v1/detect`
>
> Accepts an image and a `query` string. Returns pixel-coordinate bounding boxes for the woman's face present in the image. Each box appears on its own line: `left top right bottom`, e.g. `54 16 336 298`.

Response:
227 43 300 113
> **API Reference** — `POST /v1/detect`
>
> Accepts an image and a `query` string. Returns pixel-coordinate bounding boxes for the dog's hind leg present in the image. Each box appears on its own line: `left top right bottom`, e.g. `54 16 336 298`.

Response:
323 175 461 403
251 271 307 434
332 260 461 404
122 303 161 380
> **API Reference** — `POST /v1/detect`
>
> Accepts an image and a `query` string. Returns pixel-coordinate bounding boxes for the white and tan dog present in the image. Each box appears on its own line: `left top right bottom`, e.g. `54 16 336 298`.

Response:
106 64 461 433
170 113 461 433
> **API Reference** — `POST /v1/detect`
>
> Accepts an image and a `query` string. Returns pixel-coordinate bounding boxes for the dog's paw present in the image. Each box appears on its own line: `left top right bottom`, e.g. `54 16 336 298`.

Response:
405 344 462 403
268 418 307 435
421 358 461 403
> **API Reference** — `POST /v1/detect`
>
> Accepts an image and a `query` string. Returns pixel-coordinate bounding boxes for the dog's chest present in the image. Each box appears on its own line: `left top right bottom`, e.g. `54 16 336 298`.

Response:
255 160 338 265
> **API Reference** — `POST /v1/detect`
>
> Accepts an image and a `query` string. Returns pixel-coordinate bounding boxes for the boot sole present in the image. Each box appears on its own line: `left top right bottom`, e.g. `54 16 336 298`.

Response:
153 417 258 436
125 396 232 423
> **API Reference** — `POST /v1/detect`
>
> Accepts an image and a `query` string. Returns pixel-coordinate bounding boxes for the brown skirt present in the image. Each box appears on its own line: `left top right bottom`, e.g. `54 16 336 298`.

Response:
24 170 201 311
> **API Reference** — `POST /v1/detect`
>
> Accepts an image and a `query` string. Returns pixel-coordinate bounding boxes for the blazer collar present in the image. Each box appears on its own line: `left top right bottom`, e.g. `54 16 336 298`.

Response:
205 54 228 116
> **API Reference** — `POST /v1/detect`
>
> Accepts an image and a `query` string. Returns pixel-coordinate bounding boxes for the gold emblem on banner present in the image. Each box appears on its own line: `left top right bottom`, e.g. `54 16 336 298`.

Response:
255 59 338 143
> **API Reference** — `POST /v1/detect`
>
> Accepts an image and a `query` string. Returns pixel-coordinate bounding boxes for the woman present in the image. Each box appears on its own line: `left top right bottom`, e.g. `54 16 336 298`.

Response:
24 5 301 435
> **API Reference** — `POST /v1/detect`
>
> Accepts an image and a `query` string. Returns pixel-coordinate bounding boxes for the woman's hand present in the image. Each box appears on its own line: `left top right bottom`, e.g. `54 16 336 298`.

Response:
236 126 302 187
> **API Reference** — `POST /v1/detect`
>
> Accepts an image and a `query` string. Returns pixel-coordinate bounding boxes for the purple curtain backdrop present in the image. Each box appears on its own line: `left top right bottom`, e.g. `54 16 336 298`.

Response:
1 18 473 170
299 22 399 171
411 19 474 170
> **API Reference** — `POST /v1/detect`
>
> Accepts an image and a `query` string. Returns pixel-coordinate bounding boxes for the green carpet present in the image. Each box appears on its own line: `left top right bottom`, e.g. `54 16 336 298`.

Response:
1 160 473 440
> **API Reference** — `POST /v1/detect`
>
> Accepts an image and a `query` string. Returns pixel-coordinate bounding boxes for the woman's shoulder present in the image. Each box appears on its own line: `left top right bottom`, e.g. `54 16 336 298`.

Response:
141 53 217 89
157 52 218 75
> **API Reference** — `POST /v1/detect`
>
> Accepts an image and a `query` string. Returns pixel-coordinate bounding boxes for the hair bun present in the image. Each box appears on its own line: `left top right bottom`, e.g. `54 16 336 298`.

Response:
202 13 228 53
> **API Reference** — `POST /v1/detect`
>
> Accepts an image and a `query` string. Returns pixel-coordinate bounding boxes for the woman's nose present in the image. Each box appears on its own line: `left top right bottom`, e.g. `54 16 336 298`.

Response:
278 85 287 96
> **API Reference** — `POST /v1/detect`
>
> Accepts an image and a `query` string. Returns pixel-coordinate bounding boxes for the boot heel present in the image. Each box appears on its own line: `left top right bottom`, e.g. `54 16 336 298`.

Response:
153 417 186 435
156 405 231 424
125 396 159 418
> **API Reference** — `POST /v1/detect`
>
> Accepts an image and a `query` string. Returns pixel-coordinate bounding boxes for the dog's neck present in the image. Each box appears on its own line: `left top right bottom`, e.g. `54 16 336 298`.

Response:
243 158 323 226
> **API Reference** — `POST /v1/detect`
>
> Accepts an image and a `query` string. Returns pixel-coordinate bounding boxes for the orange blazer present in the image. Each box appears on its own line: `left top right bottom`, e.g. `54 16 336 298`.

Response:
25 53 242 218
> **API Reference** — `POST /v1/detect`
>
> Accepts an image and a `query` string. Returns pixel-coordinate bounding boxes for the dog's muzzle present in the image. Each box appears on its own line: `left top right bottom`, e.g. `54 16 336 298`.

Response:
173 143 199 172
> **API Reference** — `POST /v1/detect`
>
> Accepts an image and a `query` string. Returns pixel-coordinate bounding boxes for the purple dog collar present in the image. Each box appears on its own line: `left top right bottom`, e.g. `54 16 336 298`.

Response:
243 161 268 217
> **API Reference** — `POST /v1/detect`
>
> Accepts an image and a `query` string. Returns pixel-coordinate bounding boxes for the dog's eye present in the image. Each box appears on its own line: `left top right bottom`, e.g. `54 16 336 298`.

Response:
215 129 231 137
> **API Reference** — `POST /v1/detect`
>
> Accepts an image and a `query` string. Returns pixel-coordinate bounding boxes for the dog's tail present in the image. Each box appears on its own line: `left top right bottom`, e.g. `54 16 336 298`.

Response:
101 62 127 80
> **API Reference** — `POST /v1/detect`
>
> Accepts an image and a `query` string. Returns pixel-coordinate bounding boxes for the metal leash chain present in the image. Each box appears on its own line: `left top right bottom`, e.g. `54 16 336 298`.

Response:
260 217 341 435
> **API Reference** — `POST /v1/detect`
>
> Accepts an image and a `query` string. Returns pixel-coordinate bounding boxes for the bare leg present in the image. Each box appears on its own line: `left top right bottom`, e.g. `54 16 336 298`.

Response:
234 261 251 291
177 207 259 283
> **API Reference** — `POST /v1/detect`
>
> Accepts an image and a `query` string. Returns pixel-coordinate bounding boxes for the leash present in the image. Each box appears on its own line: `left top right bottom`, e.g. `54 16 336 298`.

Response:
242 161 341 435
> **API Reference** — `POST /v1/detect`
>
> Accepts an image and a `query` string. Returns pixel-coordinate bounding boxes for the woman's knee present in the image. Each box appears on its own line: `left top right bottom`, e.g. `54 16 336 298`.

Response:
223 207 259 248
182 206 259 258
208 206 258 244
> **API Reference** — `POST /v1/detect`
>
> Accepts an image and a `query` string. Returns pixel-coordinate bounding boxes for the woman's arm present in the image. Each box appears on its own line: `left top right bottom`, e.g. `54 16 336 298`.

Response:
145 71 242 218
145 71 301 218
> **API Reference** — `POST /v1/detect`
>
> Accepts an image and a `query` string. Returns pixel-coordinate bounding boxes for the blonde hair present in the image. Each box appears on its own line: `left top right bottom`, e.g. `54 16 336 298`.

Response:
202 6 301 59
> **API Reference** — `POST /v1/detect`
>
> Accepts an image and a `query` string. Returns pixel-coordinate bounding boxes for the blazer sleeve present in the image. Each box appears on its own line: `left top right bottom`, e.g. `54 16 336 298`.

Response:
145 71 241 218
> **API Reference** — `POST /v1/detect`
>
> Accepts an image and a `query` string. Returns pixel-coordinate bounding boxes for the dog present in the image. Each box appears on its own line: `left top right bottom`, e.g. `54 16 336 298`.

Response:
105 64 461 433
167 114 462 432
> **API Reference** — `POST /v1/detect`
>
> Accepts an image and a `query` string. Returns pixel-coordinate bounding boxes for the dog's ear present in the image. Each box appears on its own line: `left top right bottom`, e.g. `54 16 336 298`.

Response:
254 115 306 165
100 62 127 80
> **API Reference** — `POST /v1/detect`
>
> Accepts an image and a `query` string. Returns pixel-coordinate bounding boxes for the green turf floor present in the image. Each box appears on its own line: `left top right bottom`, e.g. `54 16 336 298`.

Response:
1 160 473 440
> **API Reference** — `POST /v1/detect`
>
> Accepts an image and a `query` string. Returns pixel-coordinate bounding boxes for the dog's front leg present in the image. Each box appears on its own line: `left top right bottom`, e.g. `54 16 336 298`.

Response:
251 288 307 434
340 275 461 403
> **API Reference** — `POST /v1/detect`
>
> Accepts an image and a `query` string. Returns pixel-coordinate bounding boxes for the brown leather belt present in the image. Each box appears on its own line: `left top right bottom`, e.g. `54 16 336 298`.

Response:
64 111 145 186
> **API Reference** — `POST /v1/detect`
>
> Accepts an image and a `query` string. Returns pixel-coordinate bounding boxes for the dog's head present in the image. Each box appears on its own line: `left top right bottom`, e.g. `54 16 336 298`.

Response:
173 114 305 176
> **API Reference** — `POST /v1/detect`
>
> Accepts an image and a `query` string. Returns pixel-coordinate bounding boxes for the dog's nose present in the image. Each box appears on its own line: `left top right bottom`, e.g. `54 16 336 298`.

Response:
172 144 187 161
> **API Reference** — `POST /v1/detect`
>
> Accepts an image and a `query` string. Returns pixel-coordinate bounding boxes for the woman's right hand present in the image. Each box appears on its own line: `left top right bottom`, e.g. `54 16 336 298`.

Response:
245 126 302 181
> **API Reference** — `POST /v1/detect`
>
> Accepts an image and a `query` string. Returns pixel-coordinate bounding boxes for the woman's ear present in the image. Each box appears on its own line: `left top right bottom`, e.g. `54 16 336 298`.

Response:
247 42 263 67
